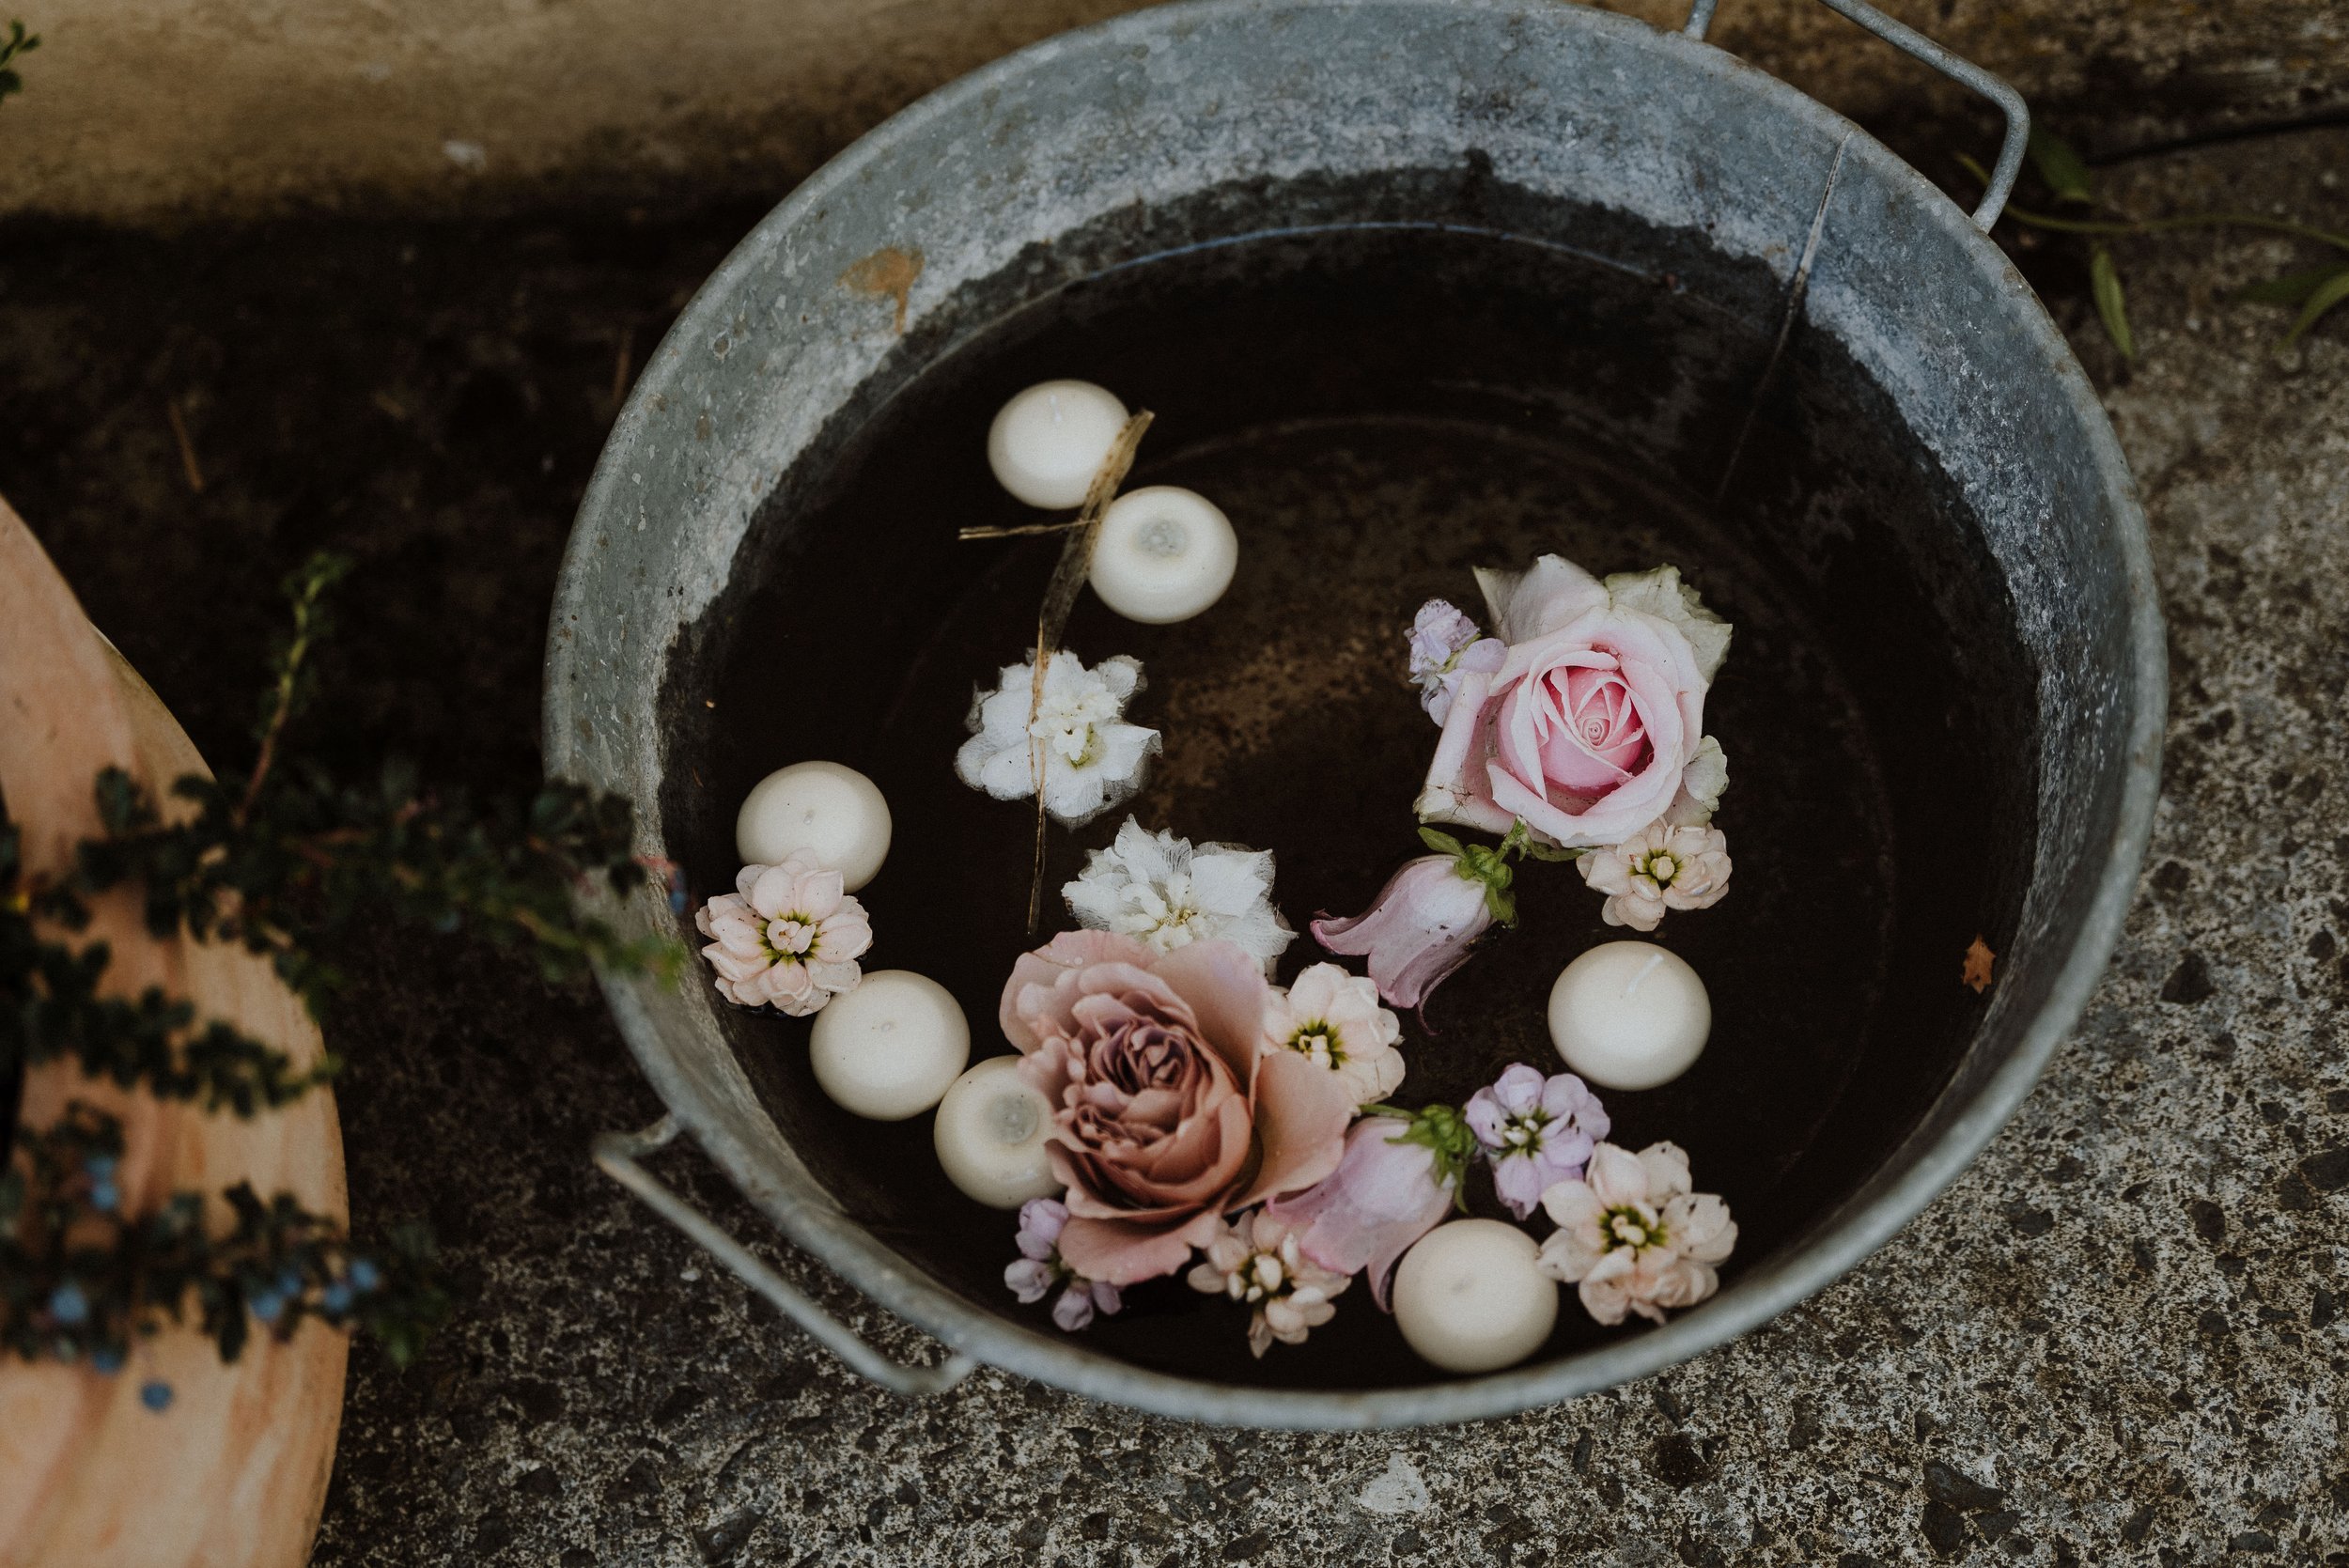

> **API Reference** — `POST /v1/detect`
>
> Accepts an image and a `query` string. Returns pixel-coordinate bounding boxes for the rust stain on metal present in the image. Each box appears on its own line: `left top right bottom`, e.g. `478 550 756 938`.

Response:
839 246 924 334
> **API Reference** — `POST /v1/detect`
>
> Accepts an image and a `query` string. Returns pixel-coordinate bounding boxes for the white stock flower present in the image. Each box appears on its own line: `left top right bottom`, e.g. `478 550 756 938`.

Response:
1062 816 1294 972
1258 962 1406 1104
955 650 1159 827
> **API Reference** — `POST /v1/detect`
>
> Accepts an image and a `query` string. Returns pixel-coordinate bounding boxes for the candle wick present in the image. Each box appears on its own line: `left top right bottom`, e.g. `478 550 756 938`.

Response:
1620 953 1668 999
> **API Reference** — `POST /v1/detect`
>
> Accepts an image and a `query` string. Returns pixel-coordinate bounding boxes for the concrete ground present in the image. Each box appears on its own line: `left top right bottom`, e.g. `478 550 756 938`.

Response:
2 118 2344 1567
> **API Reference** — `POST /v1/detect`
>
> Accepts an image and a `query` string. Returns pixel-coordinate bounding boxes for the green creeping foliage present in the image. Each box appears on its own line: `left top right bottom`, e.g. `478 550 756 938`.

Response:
0 22 37 107
2 1106 449 1370
2089 246 2137 362
2027 126 2094 208
3 551 677 1375
1964 126 2349 356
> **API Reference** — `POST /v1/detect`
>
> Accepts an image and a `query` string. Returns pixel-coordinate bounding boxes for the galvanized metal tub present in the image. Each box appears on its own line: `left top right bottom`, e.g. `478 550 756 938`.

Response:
546 0 2164 1429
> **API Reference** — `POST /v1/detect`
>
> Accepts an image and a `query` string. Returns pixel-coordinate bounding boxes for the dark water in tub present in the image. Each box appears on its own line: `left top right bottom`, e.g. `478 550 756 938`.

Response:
672 217 2035 1390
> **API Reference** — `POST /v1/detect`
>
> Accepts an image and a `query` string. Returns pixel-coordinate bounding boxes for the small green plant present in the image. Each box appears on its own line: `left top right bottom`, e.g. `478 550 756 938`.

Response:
3 553 680 1389
1965 126 2349 358
0 21 37 108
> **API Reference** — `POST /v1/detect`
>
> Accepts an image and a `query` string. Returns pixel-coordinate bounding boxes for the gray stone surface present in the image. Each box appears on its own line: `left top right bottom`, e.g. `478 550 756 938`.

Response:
4 128 2344 1568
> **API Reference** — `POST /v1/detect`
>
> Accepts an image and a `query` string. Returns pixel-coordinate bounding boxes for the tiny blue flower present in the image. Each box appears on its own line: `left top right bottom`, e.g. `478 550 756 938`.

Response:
90 1345 125 1375
48 1282 90 1326
347 1258 382 1294
84 1156 118 1181
275 1267 303 1297
249 1291 285 1325
88 1180 120 1213
320 1281 354 1314
140 1380 174 1412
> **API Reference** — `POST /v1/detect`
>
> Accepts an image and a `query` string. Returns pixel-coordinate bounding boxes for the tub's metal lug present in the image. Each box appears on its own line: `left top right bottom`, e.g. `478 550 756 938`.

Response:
1683 0 2029 230
593 1116 979 1397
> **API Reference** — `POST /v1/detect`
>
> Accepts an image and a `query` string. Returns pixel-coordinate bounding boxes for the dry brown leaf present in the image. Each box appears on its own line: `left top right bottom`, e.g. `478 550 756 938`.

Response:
1962 935 1996 994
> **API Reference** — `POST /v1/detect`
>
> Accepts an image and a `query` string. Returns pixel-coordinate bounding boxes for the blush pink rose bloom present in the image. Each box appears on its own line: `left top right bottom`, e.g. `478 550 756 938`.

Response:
1415 556 1731 850
1002 931 1357 1286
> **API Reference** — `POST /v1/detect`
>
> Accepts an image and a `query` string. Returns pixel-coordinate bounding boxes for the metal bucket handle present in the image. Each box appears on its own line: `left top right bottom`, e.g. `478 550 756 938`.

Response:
1685 0 2029 231
589 0 2029 1400
594 1117 977 1396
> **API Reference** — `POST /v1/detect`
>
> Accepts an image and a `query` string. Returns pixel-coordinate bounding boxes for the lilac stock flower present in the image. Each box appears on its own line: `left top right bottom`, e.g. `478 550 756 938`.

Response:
1407 600 1507 726
1264 1107 1473 1310
1466 1064 1610 1219
1003 1197 1124 1332
1311 855 1496 1012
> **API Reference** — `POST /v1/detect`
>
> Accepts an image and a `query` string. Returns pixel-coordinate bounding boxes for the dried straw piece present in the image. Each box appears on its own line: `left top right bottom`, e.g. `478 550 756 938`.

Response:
1021 410 1153 934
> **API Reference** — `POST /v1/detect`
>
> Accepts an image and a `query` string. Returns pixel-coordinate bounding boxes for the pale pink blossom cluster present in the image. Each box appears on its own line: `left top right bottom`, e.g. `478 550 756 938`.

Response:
1185 1208 1352 1358
1535 1141 1737 1326
694 856 872 1016
1577 819 1733 933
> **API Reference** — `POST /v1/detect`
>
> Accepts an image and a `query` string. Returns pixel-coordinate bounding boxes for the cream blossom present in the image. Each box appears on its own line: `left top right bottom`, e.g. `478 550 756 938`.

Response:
1577 820 1733 932
1536 1141 1736 1326
956 650 1159 827
1259 962 1406 1104
694 856 872 1016
1667 735 1729 826
1062 816 1294 973
1185 1208 1352 1357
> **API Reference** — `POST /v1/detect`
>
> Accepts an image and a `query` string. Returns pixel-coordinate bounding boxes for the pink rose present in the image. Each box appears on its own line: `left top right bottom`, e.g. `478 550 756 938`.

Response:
1002 931 1357 1285
1415 557 1730 850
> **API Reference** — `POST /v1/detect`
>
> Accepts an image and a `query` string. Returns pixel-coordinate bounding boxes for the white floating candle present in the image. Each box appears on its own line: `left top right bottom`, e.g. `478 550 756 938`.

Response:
1087 486 1238 624
932 1056 1061 1209
735 760 892 893
1548 939 1711 1092
987 380 1129 509
808 970 971 1122
1391 1219 1559 1374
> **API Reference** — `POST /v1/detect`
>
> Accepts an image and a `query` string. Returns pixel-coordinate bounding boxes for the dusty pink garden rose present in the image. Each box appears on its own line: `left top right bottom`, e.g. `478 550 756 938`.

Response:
1311 855 1495 1011
1578 820 1734 932
1265 1114 1462 1309
1002 931 1357 1286
1535 1141 1737 1326
694 856 872 1016
1416 556 1731 850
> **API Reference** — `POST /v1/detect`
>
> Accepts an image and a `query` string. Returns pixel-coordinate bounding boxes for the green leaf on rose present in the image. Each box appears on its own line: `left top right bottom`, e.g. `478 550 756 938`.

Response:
1416 826 1466 860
